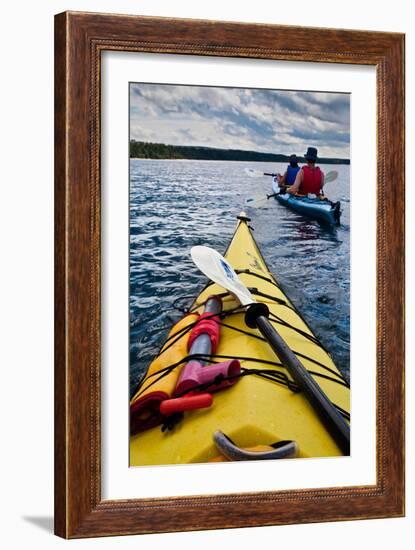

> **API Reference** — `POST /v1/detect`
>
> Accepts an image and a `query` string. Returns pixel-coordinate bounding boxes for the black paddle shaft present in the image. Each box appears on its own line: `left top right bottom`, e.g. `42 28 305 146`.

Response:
245 305 350 455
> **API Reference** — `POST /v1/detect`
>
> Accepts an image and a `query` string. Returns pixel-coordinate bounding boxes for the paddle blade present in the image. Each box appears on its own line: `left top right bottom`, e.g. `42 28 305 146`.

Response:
324 170 338 183
190 246 255 306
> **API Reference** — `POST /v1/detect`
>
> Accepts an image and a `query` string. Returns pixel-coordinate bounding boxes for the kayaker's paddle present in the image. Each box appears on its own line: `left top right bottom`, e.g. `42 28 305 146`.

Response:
244 168 268 178
245 170 339 207
190 245 350 455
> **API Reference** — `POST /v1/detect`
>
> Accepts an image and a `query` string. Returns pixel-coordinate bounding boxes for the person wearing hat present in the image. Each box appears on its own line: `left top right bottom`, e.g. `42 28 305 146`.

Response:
287 147 325 196
278 154 301 187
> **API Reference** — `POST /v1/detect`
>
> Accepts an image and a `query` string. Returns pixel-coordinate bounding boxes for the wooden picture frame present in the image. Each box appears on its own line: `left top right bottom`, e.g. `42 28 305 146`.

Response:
54 11 405 538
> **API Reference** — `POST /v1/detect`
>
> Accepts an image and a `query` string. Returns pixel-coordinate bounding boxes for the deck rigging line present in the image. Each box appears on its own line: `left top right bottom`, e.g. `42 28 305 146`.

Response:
132 301 350 421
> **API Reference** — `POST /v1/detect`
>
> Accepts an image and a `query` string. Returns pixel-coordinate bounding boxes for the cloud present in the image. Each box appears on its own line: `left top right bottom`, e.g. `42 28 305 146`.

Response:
130 83 350 158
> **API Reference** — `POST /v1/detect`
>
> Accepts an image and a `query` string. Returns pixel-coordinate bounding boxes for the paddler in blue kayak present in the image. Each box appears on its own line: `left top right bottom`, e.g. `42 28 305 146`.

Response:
287 147 325 196
278 154 300 187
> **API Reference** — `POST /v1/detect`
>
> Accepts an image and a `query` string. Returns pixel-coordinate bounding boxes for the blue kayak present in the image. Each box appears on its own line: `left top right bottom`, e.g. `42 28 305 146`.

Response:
271 177 341 225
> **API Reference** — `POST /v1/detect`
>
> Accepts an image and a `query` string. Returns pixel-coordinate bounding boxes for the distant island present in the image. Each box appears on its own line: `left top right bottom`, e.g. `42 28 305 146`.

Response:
130 140 350 165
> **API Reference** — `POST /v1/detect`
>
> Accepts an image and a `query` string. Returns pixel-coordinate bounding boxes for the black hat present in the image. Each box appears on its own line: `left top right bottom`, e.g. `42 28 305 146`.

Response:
289 154 298 163
304 147 318 161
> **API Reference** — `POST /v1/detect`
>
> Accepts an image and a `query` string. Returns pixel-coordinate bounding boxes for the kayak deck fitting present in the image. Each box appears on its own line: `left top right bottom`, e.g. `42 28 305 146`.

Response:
271 177 341 225
130 214 350 466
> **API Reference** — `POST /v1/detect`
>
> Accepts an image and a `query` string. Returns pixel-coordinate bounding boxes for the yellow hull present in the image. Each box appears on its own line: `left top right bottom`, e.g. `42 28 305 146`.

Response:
130 215 349 465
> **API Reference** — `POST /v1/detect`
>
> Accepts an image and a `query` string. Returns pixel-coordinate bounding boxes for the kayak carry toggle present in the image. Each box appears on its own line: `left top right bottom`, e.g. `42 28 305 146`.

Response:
213 431 298 461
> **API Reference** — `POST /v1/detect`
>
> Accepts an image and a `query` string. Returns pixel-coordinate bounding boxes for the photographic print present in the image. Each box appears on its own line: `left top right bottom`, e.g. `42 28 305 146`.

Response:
129 82 351 467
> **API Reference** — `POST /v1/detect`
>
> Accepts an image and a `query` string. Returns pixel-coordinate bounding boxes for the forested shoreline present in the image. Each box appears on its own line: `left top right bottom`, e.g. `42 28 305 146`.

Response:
129 140 350 165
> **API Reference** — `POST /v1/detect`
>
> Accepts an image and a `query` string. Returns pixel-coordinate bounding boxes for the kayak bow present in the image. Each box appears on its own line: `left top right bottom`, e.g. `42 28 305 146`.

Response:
130 214 350 465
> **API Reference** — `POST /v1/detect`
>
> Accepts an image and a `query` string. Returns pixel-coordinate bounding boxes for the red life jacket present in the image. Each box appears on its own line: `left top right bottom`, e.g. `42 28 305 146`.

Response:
300 165 322 194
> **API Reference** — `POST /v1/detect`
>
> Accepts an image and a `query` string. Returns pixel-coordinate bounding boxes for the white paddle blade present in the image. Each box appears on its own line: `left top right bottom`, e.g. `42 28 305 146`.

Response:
324 170 338 183
190 246 255 306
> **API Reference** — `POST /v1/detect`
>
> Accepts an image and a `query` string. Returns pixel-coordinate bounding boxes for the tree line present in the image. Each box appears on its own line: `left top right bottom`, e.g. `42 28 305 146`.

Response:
129 140 350 164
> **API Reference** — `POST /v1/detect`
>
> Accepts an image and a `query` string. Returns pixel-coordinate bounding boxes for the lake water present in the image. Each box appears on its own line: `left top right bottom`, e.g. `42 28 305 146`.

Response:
129 159 350 395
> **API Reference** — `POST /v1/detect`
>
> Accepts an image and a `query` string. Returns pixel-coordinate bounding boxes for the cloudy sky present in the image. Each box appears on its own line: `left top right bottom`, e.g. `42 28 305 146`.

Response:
130 83 350 159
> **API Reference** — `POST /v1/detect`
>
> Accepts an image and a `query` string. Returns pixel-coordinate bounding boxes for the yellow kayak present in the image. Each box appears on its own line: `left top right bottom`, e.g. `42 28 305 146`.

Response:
130 213 350 466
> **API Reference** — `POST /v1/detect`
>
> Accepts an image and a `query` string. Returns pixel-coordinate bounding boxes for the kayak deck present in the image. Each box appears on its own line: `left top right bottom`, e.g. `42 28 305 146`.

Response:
130 215 349 466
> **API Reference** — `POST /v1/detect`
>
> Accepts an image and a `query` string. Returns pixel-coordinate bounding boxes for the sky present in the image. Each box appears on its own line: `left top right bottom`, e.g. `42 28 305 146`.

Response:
130 83 350 159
